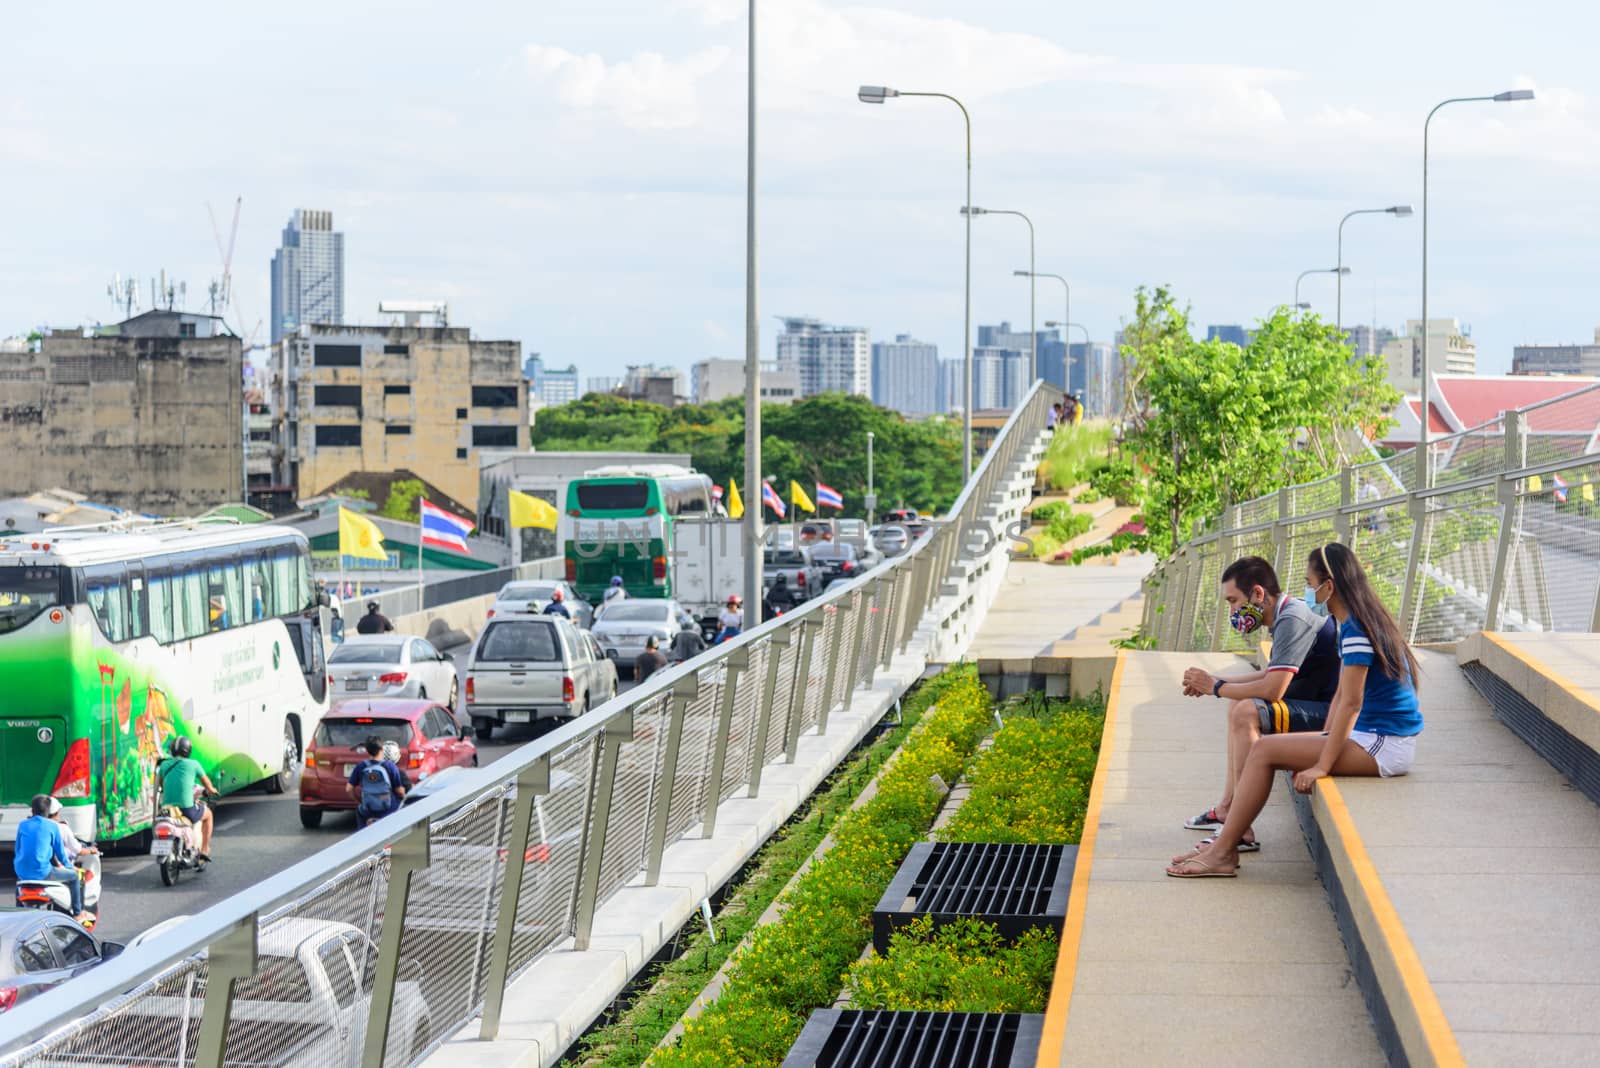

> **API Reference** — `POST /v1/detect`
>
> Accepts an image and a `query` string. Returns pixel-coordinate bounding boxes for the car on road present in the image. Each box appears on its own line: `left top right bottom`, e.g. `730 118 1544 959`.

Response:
327 634 459 711
299 699 478 828
0 909 126 1014
835 518 870 553
870 524 910 556
882 509 919 524
810 541 877 581
487 579 595 630
590 599 685 678
763 547 824 602
465 617 618 737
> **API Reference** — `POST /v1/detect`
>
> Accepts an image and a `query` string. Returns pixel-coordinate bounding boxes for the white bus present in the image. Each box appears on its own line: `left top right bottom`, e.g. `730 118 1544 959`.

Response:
0 521 331 847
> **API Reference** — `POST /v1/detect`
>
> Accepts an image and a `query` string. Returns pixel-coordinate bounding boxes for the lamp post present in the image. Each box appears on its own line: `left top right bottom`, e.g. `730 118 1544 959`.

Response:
965 207 1036 384
1045 319 1089 411
866 431 875 527
859 85 973 481
1419 89 1534 472
1020 271 1068 389
741 0 761 632
1336 205 1412 333
1294 267 1349 314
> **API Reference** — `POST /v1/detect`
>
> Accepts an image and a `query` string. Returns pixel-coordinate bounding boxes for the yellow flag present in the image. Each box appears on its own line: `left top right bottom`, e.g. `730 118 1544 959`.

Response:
727 478 744 519
1583 482 1595 504
1527 475 1544 493
790 480 816 514
338 507 387 562
509 490 559 530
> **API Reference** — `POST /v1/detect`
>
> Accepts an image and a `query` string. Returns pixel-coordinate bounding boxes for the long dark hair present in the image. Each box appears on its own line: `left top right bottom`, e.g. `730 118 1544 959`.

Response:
1309 542 1420 689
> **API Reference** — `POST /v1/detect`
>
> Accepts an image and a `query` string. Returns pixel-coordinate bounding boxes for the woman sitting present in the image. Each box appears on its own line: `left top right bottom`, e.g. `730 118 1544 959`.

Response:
1167 542 1422 878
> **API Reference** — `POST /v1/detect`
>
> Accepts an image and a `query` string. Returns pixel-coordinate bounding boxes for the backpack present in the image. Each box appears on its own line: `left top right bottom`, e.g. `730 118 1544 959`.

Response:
357 760 394 814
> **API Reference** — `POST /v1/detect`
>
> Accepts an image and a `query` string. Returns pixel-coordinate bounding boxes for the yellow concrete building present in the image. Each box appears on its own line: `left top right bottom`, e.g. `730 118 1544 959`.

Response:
273 323 524 510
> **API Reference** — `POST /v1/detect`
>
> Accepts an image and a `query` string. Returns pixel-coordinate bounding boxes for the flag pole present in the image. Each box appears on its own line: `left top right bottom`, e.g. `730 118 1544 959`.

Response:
417 505 426 611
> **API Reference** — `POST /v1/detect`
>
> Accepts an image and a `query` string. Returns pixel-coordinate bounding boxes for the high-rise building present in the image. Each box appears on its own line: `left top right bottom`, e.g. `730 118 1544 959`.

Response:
273 318 524 509
523 354 579 407
270 209 344 343
1345 324 1396 359
871 335 940 415
939 358 965 414
1080 342 1120 417
690 359 799 405
775 317 870 397
0 311 243 512
1512 329 1600 376
1206 324 1251 347
1381 319 1476 394
586 375 622 395
621 364 688 406
971 347 1028 410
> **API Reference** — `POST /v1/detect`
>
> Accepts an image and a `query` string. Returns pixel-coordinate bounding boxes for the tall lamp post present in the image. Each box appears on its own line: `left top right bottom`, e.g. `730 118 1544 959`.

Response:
1419 89 1534 473
965 207 1036 383
1336 205 1412 333
859 85 974 481
741 0 761 632
866 431 875 527
1020 271 1069 389
1294 267 1349 313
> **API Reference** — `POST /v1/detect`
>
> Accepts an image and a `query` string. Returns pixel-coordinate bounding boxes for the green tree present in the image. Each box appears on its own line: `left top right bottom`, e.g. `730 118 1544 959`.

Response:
378 478 427 521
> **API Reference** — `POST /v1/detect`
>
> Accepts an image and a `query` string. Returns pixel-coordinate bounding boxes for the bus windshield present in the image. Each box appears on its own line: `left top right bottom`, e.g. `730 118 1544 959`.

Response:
0 566 63 635
576 481 649 511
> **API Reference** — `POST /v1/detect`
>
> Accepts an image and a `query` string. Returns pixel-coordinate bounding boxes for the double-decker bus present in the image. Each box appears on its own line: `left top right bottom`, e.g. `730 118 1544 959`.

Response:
0 521 331 847
563 466 714 602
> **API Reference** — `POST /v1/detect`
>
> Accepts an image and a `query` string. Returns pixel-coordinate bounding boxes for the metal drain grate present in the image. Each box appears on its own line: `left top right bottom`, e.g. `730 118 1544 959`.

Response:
780 1010 1043 1068
872 842 1075 953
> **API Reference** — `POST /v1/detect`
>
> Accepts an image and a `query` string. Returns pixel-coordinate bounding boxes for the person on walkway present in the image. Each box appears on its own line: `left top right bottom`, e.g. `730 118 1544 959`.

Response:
1047 403 1061 431
1178 556 1340 851
1168 543 1422 878
356 601 394 635
635 636 669 682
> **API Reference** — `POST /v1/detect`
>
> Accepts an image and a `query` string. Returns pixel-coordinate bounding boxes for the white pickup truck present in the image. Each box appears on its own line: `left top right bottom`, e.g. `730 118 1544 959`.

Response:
48 917 432 1068
464 616 619 739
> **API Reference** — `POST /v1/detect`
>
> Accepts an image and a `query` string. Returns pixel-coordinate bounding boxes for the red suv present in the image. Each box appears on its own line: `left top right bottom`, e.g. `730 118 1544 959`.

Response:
298 699 477 829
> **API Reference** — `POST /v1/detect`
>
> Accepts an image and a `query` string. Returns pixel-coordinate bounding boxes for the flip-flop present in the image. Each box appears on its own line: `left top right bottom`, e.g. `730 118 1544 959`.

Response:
1195 832 1260 853
1165 852 1239 878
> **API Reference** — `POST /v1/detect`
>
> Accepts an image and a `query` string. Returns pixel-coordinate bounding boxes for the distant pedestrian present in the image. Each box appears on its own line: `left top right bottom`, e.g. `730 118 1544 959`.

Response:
635 637 669 682
671 619 707 663
1047 403 1061 431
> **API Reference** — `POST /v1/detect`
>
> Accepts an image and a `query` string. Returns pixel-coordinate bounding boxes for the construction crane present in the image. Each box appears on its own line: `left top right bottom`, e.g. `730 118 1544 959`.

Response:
206 196 242 316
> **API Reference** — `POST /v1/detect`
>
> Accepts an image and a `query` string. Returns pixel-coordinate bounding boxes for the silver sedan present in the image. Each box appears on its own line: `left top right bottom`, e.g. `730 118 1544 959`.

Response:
326 634 460 712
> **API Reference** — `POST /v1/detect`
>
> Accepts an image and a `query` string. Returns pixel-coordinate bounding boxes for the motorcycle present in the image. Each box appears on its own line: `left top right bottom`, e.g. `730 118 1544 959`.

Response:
150 788 212 886
14 847 102 929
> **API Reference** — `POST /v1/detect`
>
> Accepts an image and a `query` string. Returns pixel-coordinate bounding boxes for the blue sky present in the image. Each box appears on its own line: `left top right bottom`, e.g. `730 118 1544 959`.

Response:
4 1 1594 376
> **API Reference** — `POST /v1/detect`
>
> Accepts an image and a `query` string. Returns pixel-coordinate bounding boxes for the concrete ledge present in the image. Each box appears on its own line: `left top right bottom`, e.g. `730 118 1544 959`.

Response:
1459 631 1600 767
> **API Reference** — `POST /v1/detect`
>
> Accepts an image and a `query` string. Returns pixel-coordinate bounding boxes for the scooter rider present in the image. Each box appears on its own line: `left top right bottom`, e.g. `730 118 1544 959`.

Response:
602 576 627 608
157 737 218 862
357 601 395 635
542 588 572 619
13 795 90 924
46 797 97 863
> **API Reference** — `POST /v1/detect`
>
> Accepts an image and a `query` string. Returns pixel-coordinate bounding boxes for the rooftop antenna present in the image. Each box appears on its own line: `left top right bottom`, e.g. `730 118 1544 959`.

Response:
106 274 138 319
206 196 242 316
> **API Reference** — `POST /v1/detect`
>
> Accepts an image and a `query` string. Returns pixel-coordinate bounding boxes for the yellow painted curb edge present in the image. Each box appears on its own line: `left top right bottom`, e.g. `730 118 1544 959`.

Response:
1034 648 1124 1066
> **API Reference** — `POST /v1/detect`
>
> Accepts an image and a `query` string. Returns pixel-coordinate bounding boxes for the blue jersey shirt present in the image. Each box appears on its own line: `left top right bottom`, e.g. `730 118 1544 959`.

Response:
1340 617 1422 736
13 815 68 881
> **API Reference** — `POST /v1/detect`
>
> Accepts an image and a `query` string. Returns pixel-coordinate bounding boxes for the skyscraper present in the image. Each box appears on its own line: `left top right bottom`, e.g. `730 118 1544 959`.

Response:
1206 324 1250 347
871 335 940 415
270 209 345 342
775 317 870 397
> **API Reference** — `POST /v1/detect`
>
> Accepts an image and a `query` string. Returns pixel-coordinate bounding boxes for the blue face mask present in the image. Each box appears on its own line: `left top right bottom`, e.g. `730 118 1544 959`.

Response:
1304 584 1328 617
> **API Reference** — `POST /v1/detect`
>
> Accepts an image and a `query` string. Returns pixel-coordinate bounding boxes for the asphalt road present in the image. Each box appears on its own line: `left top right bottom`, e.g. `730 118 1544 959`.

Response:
4 642 636 945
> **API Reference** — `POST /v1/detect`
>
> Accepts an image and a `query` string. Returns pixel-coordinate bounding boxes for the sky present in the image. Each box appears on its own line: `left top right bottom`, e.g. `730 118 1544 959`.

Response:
4 1 1597 378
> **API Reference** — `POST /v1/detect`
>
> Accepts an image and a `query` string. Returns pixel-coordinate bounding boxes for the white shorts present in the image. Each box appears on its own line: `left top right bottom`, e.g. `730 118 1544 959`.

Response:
1347 730 1418 777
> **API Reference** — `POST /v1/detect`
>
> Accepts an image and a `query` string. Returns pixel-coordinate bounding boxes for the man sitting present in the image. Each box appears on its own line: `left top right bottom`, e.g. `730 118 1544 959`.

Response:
1180 555 1340 851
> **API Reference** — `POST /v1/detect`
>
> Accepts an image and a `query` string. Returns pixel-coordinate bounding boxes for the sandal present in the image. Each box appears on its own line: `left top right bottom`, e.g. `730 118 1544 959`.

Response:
1183 807 1224 831
1165 850 1239 878
1171 832 1258 864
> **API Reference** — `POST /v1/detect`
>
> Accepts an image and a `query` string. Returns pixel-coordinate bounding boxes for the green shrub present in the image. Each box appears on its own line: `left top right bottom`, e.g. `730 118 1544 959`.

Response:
1044 511 1092 543
654 666 995 1067
1037 422 1112 492
845 917 1059 1014
1087 460 1145 508
939 694 1104 845
1029 500 1071 524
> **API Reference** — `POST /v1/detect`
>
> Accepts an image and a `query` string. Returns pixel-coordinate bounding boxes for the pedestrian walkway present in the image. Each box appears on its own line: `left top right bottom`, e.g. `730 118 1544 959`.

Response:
1042 650 1384 1066
967 554 1151 663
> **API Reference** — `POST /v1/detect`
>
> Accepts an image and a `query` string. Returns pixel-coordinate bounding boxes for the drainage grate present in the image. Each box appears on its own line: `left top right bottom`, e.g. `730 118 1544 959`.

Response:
872 842 1075 953
780 1010 1043 1068
1462 662 1600 807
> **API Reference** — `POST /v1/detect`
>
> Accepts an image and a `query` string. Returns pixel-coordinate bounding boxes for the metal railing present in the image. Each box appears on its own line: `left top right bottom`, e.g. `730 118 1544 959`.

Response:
0 385 1059 1068
1139 382 1600 651
362 558 566 619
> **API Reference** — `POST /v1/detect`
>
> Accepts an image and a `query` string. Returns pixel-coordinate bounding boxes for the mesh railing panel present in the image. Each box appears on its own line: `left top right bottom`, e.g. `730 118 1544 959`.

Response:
798 609 832 734
594 694 668 908
1411 483 1500 643
1186 546 1224 652
1291 475 1341 518
829 590 863 705
662 676 720 843
1235 493 1278 530
721 641 767 802
1501 458 1600 632
765 631 802 769
1346 498 1415 617
507 737 595 979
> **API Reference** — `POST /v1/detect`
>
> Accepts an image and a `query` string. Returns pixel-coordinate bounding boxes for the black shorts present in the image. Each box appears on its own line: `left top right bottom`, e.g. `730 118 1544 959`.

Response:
179 804 205 823
1253 698 1330 735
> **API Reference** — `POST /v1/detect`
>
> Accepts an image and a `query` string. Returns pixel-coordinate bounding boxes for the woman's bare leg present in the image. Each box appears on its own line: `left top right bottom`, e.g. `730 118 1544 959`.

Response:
1203 734 1379 856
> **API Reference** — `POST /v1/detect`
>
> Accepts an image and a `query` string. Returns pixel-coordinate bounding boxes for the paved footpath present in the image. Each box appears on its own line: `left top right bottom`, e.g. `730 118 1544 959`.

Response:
967 555 1151 662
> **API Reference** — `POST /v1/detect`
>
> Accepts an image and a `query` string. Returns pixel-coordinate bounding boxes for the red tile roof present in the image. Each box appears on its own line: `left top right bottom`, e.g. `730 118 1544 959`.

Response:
1436 376 1598 431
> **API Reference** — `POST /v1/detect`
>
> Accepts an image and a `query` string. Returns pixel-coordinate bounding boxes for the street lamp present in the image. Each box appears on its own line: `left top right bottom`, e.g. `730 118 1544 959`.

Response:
742 0 761 631
1022 272 1070 389
1294 267 1349 313
964 207 1036 383
866 431 875 527
859 85 973 481
1419 88 1534 473
1336 205 1412 333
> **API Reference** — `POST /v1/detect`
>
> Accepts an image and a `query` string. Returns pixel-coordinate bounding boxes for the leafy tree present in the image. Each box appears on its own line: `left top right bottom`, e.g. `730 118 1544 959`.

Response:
378 478 427 521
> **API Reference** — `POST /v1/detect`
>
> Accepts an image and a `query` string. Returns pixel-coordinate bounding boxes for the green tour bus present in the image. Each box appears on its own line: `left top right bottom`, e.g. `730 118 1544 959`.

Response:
563 466 714 602
0 521 330 848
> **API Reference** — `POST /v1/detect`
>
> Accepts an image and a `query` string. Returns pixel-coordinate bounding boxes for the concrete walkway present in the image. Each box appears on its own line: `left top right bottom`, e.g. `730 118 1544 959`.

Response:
967 554 1151 662
1055 651 1384 1066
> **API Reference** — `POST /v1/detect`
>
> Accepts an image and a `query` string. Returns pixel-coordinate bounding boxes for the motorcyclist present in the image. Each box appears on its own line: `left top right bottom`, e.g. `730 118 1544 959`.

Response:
46 797 96 864
157 737 218 862
356 600 394 635
716 596 743 643
767 573 796 610
671 617 707 662
542 588 572 619
13 795 90 924
602 576 627 608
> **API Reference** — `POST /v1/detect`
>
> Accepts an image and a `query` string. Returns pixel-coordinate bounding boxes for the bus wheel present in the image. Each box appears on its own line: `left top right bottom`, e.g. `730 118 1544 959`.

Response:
265 721 298 795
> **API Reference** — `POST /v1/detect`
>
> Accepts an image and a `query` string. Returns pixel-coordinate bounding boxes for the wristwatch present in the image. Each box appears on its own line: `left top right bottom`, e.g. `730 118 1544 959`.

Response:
1212 678 1225 698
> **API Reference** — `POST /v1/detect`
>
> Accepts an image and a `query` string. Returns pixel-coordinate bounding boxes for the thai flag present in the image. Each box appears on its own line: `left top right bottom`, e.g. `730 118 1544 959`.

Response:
761 480 786 518
816 483 844 509
420 499 474 553
1554 475 1570 504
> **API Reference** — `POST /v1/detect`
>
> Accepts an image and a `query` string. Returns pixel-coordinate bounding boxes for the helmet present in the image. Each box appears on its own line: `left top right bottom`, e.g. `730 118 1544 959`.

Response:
610 576 624 587
382 740 402 764
172 736 193 758
551 588 564 601
367 601 380 612
727 595 742 606
46 797 62 817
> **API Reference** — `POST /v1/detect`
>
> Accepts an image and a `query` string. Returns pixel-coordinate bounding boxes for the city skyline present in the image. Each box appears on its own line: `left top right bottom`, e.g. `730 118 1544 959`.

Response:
5 4 1597 379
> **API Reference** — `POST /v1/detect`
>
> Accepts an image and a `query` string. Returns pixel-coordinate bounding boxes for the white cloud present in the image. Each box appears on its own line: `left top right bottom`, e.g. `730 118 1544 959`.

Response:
524 44 729 130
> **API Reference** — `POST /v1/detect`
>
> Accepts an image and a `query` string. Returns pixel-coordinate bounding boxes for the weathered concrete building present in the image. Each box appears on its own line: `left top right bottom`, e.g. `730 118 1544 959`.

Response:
0 311 243 514
273 321 525 510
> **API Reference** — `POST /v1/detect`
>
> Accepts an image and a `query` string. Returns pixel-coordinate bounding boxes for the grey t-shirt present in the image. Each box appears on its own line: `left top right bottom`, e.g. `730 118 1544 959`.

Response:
1267 596 1341 702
